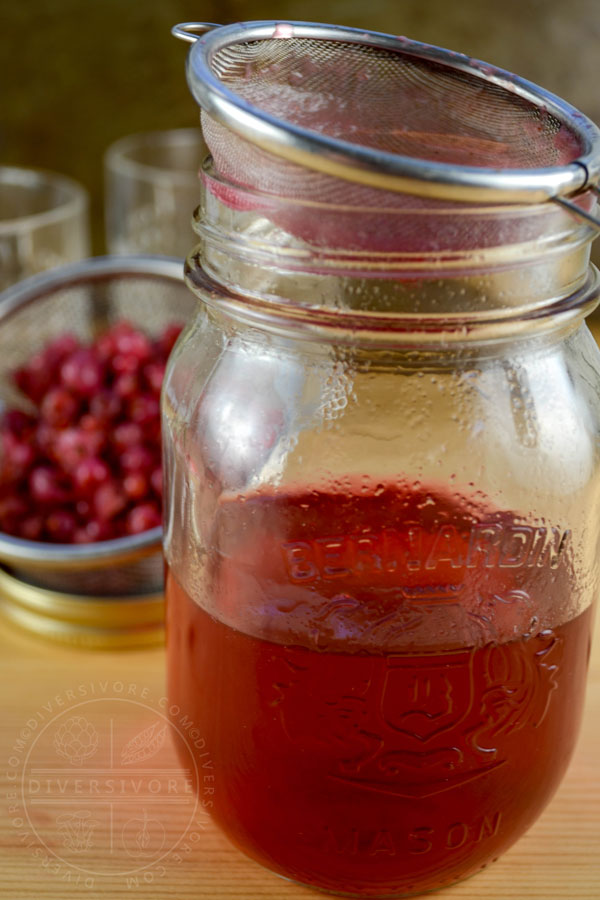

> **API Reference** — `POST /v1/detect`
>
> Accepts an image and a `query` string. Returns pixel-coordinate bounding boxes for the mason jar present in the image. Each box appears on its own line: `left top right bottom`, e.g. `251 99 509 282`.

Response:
162 145 600 896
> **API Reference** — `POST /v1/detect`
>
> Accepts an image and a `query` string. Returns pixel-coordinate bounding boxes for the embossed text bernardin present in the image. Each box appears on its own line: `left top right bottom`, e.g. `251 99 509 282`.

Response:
282 525 570 583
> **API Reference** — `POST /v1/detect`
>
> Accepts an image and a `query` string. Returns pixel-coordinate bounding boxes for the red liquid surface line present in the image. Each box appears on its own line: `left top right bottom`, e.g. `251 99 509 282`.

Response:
166 484 593 898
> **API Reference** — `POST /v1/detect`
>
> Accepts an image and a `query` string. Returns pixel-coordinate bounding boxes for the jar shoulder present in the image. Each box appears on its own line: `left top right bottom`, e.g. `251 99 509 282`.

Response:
164 319 600 501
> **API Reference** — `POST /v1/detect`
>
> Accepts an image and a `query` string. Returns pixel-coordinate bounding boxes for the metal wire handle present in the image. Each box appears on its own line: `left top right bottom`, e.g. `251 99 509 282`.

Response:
172 22 220 43
554 187 600 231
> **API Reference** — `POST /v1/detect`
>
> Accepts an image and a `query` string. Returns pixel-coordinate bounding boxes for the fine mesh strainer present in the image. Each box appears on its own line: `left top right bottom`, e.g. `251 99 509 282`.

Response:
0 255 195 598
173 20 600 231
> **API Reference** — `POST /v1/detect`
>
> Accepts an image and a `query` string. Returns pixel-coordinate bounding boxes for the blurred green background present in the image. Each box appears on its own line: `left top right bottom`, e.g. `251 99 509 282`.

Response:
2 0 599 254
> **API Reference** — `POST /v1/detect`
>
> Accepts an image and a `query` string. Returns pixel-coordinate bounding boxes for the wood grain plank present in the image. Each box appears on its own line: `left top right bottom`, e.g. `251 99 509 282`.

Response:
0 604 598 899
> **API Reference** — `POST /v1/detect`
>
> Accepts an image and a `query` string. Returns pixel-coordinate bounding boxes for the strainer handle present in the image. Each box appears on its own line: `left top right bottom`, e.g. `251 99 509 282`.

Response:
553 188 600 234
172 22 221 43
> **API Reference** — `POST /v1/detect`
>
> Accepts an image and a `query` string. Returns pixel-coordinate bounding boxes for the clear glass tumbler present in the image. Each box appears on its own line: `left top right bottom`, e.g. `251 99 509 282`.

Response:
104 128 206 257
0 166 89 292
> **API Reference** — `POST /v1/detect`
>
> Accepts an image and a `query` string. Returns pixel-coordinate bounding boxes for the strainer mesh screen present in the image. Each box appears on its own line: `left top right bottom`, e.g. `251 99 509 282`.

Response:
207 38 582 174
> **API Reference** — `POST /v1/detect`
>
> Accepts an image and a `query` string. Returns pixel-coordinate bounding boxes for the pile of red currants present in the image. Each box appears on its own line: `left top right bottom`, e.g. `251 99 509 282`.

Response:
0 321 182 543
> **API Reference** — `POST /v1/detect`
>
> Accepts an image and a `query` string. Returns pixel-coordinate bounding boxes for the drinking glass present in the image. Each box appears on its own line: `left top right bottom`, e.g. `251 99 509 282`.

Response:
104 128 205 257
0 167 89 292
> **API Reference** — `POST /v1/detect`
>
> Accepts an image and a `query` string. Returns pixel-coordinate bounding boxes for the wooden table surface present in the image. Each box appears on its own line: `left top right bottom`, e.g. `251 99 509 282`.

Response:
0 605 598 900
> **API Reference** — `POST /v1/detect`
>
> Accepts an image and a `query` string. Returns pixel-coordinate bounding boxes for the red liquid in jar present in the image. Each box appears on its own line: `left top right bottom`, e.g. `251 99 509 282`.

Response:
166 484 593 897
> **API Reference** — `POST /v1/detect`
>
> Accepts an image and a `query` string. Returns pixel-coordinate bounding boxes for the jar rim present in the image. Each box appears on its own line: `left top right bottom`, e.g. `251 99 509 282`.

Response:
194 160 599 338
199 158 597 265
185 253 600 344
201 157 597 220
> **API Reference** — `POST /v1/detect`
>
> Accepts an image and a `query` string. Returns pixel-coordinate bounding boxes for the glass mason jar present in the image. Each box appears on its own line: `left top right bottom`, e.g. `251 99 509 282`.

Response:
163 159 600 897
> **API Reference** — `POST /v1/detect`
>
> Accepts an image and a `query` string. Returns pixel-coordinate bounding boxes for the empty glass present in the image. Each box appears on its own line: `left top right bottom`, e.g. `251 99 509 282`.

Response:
104 128 206 257
0 167 89 292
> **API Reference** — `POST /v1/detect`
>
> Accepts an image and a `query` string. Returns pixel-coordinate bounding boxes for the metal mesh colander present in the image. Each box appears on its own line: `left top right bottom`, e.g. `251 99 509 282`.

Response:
175 20 600 228
0 255 195 596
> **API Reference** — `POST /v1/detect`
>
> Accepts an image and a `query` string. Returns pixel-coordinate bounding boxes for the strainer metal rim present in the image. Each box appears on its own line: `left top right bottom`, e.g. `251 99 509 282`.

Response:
182 20 600 206
0 254 185 571
0 528 162 571
0 254 185 322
